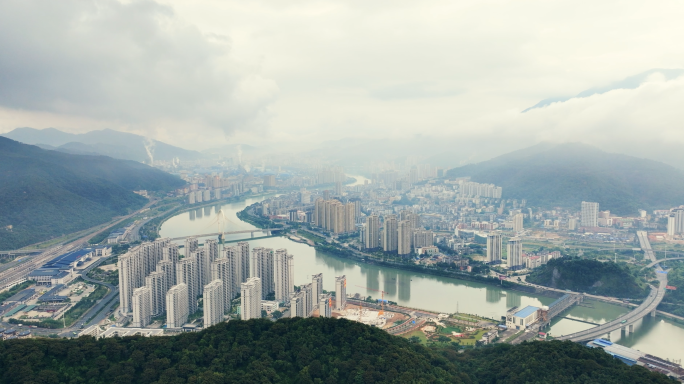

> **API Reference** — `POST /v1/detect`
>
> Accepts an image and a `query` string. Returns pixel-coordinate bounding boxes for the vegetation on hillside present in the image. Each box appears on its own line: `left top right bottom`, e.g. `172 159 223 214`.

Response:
527 257 649 298
658 260 684 317
446 142 684 215
0 137 185 250
0 318 672 383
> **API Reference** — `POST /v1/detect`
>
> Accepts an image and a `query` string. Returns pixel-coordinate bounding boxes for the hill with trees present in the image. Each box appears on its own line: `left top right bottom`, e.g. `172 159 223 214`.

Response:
0 137 185 250
446 142 684 215
526 257 649 298
0 317 673 383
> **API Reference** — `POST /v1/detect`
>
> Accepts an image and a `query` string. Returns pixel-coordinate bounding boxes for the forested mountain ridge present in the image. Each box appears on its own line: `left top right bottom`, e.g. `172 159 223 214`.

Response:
526 257 649 298
0 318 672 383
446 142 684 215
0 137 185 250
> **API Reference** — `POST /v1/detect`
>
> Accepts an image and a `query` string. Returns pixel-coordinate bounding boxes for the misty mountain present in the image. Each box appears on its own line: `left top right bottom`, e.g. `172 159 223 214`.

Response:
446 142 684 215
2 127 204 163
0 137 185 250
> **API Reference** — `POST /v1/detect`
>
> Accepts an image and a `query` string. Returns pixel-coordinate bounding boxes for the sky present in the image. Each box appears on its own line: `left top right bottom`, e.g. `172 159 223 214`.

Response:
1 0 684 159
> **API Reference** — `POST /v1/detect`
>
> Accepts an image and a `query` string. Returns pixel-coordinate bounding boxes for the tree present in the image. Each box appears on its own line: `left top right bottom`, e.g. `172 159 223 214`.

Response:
408 336 421 344
272 310 283 320
261 310 268 318
438 335 451 344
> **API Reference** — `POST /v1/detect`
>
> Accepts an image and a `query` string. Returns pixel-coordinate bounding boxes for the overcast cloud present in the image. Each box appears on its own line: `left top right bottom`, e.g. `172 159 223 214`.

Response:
1 0 683 156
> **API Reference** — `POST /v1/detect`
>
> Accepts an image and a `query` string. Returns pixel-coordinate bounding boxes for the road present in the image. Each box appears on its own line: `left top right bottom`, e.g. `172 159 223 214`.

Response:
556 265 667 342
636 231 656 262
58 256 120 337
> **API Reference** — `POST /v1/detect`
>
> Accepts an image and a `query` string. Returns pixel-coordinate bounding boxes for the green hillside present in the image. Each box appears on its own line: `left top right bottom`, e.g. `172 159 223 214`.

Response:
446 143 684 215
526 257 649 298
0 318 672 383
0 137 185 250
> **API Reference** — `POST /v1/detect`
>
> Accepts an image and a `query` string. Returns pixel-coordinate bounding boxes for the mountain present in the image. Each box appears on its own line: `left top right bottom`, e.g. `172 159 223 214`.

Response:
1 127 204 163
527 257 649 298
0 318 672 383
446 142 684 215
0 137 185 250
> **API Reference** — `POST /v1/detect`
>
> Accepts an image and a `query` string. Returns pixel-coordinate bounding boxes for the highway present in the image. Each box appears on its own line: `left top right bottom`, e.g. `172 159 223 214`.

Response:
557 265 667 342
636 231 656 262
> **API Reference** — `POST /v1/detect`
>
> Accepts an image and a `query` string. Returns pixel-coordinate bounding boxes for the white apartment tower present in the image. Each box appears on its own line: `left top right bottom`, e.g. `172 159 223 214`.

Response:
241 277 262 320
118 238 169 314
301 283 313 316
335 275 347 311
382 215 398 252
319 294 332 318
211 257 234 312
397 220 412 256
237 242 250 282
290 293 305 318
251 247 274 299
365 215 380 249
203 280 224 328
145 270 166 316
311 273 323 309
512 213 524 232
166 283 189 328
274 249 293 303
132 286 151 328
507 237 523 271
581 202 599 228
176 255 198 314
486 232 503 264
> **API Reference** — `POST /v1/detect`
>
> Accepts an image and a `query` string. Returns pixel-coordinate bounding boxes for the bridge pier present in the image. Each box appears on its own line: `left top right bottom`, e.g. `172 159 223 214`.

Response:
251 232 254 238
651 309 656 317
629 324 633 333
621 326 626 332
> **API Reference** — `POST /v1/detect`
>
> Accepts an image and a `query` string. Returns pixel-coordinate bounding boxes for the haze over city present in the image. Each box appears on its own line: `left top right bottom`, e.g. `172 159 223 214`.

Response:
2 1 684 383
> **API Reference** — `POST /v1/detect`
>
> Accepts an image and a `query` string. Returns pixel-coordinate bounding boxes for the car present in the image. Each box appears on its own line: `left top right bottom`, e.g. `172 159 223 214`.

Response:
620 320 627 324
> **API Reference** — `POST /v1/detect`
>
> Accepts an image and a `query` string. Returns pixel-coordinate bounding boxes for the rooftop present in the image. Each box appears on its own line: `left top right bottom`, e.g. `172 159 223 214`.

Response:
514 306 540 318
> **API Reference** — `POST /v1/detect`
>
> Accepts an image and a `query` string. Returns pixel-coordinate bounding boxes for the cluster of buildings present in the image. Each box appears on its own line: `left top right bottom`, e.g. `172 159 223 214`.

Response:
27 246 111 286
118 237 350 329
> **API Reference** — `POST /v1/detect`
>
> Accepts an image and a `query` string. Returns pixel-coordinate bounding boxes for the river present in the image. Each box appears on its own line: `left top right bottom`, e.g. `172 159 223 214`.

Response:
159 191 684 361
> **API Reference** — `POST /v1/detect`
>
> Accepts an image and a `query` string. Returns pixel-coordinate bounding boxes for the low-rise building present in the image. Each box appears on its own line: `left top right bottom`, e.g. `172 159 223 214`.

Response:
479 329 498 345
505 305 540 330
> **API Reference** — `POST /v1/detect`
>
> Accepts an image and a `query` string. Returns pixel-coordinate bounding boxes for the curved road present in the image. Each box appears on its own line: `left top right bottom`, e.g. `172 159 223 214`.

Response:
557 265 667 342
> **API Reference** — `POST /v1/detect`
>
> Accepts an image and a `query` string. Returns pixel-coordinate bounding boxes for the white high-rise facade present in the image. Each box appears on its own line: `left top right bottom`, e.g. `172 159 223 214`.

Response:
166 283 189 328
118 238 170 314
319 294 332 318
203 280 224 328
274 249 293 303
364 215 380 249
581 202 599 228
311 273 323 310
176 255 198 314
512 213 524 232
251 247 274 299
145 270 166 317
335 275 347 311
132 286 151 328
398 220 412 256
241 277 262 320
507 237 523 270
382 215 398 252
211 257 234 313
486 232 502 264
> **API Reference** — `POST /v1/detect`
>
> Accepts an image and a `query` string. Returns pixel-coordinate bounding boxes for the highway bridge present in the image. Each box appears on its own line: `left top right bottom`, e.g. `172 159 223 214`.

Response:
168 228 275 241
637 231 656 262
556 268 667 342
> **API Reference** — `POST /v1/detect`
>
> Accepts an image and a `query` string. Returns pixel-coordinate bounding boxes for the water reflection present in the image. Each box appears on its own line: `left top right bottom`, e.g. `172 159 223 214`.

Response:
204 206 211 216
506 291 522 309
383 269 398 296
365 268 380 292
189 210 196 221
486 286 503 303
398 274 411 301
196 208 203 219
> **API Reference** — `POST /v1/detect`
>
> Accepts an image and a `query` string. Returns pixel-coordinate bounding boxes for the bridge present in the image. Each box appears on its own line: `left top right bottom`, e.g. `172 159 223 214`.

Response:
168 228 275 241
636 231 656 262
556 232 668 342
556 269 666 341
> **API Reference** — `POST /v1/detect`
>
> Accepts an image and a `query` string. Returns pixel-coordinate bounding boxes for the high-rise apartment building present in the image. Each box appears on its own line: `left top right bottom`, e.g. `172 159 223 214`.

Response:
581 202 599 228
176 255 198 313
334 181 342 195
203 280 224 328
301 283 313 316
241 277 261 320
211 257 234 312
251 247 274 298
166 283 189 328
263 174 276 187
335 275 347 310
364 215 380 249
311 273 323 310
512 213 524 232
315 198 325 227
203 240 219 287
382 215 398 252
237 242 250 285
486 232 502 264
412 229 434 249
345 202 356 232
145 270 166 316
132 286 151 328
398 220 412 256
319 294 332 317
185 237 199 255
668 215 677 237
675 210 684 234
274 249 293 303
507 237 523 270
118 238 170 314
568 217 577 231
290 293 305 318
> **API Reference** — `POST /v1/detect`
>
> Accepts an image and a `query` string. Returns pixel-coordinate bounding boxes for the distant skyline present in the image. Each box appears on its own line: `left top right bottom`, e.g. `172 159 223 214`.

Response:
1 0 684 155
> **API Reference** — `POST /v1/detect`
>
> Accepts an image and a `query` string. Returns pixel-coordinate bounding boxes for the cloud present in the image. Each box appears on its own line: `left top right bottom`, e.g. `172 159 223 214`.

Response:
0 0 278 138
